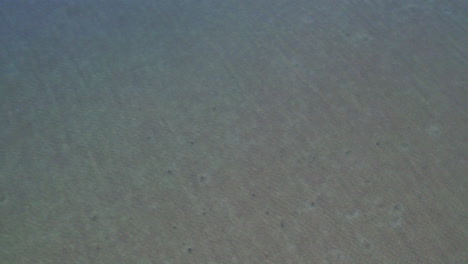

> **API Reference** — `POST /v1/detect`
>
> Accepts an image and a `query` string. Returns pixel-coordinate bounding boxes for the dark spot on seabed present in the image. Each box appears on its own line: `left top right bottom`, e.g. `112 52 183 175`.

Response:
393 203 402 211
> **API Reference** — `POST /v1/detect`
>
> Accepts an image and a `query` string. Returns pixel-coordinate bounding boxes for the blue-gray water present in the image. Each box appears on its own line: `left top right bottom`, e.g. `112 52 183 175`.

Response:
0 0 466 263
